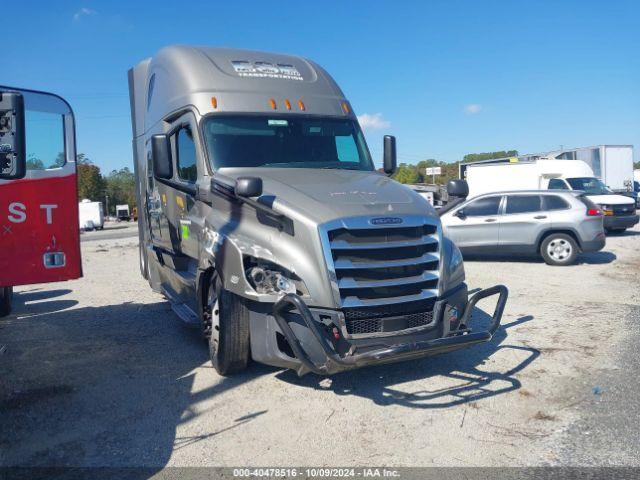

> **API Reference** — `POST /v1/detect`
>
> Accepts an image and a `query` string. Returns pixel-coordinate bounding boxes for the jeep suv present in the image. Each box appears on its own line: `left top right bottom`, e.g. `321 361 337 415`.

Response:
440 191 605 266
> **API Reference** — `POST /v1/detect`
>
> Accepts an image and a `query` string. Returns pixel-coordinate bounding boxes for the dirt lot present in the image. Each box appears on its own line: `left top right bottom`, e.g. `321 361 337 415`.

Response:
1 224 639 468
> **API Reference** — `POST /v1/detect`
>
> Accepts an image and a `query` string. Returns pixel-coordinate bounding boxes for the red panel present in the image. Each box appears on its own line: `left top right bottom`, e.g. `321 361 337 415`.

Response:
0 174 82 287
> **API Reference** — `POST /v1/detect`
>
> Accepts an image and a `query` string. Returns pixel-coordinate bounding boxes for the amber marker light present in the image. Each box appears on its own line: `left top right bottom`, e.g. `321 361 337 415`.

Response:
298 99 306 111
211 97 218 109
341 101 350 114
269 98 277 110
284 98 292 110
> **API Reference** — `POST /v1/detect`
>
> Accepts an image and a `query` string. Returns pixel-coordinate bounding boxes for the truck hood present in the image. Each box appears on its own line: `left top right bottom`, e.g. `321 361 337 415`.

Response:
218 167 435 224
587 193 635 206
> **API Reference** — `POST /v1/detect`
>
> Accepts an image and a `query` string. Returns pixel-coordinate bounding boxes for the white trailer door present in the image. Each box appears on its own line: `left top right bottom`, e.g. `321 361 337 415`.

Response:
603 146 633 191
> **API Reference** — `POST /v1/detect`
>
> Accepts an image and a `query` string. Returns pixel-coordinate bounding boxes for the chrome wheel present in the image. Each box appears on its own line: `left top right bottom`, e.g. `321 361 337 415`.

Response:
547 238 572 261
206 283 220 347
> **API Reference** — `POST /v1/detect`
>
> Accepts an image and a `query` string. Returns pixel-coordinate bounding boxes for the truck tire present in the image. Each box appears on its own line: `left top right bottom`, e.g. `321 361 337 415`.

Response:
207 283 250 376
540 233 578 266
0 287 13 318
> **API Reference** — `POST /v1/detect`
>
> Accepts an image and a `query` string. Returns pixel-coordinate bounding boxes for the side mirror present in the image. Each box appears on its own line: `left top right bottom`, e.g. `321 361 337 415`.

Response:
236 176 263 198
151 134 172 180
383 135 396 175
455 209 466 219
0 92 26 180
447 179 469 198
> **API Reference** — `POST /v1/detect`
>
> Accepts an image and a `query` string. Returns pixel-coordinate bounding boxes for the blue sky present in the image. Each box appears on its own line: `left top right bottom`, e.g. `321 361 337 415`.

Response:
5 0 640 172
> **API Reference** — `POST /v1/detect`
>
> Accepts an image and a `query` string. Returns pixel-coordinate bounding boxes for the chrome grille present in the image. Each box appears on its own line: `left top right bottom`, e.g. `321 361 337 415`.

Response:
613 204 636 216
320 216 441 313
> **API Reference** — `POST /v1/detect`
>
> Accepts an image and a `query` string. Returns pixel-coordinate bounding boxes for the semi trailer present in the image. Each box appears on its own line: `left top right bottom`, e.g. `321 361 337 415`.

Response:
79 199 104 230
128 46 507 376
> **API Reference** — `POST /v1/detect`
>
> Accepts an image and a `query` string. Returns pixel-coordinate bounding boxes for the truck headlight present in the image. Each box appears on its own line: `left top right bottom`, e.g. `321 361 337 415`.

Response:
244 258 306 296
599 205 613 216
449 243 464 271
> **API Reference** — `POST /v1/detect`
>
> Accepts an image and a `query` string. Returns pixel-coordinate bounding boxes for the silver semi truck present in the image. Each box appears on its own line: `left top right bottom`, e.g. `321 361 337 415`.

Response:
128 46 508 376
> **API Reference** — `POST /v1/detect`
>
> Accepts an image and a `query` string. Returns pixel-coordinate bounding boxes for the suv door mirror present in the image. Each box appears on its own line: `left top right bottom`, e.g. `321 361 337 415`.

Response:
383 135 396 175
0 92 26 180
151 134 172 179
236 176 263 198
447 179 469 198
455 209 466 219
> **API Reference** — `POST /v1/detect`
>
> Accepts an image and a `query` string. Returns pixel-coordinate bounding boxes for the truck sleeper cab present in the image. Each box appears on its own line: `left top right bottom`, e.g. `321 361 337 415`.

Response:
128 46 507 376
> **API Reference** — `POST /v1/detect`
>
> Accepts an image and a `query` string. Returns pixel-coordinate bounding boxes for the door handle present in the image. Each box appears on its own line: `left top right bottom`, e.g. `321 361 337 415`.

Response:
534 215 547 219
484 218 497 222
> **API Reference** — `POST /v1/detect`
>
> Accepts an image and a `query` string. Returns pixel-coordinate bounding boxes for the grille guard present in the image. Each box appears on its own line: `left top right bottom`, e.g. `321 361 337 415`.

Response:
272 285 508 376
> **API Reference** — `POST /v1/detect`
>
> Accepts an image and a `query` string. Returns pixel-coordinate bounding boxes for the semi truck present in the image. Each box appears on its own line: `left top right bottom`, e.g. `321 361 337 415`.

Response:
128 46 507 376
462 159 638 233
0 87 82 316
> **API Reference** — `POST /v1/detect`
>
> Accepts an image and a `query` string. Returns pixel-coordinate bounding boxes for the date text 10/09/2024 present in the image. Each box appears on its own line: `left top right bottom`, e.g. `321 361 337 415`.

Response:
233 469 401 478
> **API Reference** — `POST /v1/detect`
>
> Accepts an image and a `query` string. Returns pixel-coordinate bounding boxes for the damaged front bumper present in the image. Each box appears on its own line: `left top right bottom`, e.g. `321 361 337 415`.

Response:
255 285 507 376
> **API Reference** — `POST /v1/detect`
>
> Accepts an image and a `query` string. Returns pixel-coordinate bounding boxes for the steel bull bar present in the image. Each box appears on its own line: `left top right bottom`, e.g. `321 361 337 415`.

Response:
272 285 509 376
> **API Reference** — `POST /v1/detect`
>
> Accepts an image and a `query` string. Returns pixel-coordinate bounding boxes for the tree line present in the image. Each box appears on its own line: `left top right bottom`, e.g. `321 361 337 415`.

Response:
76 154 136 216
392 150 518 185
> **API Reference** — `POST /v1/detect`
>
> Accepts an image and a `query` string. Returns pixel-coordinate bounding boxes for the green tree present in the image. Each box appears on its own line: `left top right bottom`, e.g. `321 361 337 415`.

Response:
463 150 518 163
26 154 44 170
634 161 640 170
392 163 421 184
77 154 106 201
105 167 136 215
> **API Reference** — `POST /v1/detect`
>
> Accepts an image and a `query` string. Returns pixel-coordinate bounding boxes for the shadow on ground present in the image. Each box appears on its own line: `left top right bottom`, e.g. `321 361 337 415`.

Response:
278 312 538 409
1 288 536 470
0 291 265 469
463 251 616 265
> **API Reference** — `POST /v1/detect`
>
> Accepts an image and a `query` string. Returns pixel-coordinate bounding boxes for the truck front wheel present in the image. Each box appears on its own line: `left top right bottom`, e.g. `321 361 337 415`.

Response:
206 283 250 376
540 233 578 266
0 287 13 317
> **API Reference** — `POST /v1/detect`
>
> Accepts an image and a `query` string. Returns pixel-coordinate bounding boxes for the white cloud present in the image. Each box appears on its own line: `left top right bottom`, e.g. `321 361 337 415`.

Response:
357 112 391 130
464 104 482 115
73 8 97 21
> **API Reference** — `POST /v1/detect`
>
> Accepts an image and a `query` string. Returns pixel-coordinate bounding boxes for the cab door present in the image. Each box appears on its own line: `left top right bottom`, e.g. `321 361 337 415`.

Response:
167 114 202 260
0 87 82 287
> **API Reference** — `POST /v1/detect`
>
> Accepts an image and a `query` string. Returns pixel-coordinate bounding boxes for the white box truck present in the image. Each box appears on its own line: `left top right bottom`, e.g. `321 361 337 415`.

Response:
545 145 634 194
78 199 104 231
116 204 131 221
464 159 638 233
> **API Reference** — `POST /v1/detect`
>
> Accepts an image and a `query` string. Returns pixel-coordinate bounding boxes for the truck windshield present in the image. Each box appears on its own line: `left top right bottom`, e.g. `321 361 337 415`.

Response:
566 177 612 195
203 116 374 171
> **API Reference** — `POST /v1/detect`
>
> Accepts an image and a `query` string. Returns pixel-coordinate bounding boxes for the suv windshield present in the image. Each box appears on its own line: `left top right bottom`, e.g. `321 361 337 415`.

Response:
203 116 374 171
566 177 612 195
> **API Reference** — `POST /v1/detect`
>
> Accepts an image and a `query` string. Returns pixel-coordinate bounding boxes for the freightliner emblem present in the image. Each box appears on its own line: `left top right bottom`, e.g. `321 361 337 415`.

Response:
370 217 403 226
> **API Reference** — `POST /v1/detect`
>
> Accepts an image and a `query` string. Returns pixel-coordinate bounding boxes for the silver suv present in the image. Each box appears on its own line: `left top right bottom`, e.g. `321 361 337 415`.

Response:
441 191 605 266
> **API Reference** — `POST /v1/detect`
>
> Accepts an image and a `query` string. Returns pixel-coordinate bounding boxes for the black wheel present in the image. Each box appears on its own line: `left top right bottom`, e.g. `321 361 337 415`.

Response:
1 287 13 317
205 282 250 376
540 233 578 266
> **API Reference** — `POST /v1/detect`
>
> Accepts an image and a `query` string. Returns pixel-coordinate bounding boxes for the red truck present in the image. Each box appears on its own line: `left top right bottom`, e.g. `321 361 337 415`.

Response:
0 87 82 316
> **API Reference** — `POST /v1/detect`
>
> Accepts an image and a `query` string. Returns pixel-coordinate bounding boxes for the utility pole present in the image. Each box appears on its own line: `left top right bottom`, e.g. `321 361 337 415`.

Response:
105 194 109 219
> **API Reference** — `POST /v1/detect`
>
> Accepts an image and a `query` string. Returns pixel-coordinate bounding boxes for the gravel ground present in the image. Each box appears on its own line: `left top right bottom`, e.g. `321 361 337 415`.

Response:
1 224 639 468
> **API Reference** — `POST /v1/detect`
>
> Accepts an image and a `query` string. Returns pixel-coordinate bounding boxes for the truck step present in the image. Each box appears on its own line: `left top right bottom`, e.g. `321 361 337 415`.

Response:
170 302 200 328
